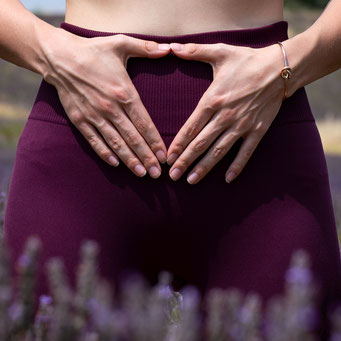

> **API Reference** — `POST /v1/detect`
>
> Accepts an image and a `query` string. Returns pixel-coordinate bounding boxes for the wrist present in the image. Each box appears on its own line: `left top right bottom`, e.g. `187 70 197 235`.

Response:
264 40 300 100
29 19 57 77
259 42 292 101
34 21 79 85
280 29 319 97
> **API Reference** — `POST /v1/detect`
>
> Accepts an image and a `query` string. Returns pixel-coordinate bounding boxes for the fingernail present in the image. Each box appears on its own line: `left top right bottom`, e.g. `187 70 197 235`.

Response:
187 172 199 185
170 168 182 181
170 43 184 51
159 43 171 51
156 150 167 164
109 155 119 167
135 164 147 177
167 153 178 165
149 166 161 178
225 171 236 183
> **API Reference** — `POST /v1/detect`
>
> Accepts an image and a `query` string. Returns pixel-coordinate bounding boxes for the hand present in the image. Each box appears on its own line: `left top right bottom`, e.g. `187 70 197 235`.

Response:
42 30 172 178
166 41 286 184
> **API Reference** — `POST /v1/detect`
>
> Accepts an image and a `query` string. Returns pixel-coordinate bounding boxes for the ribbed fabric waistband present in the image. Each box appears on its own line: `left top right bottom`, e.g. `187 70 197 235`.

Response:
28 20 315 133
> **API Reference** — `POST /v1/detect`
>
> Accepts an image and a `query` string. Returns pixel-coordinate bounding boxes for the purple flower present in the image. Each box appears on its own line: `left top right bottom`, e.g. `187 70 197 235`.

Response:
39 294 52 306
180 286 200 310
0 287 12 301
87 297 100 315
297 306 320 329
16 254 32 268
158 285 173 300
330 334 341 341
8 302 23 322
285 266 312 284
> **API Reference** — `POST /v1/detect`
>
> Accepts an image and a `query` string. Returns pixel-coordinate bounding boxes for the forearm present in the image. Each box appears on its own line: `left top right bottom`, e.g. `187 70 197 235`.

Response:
282 0 341 97
0 0 71 77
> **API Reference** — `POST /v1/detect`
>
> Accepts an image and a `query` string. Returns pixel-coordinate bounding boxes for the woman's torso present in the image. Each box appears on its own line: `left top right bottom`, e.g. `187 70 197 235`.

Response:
64 0 284 35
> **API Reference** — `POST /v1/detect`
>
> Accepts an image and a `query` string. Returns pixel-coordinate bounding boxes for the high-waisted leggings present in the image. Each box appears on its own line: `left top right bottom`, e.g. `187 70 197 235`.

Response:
3 20 341 340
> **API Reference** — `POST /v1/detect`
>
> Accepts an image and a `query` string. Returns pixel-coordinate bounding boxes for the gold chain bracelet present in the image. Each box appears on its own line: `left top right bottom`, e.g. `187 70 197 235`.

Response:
277 41 292 101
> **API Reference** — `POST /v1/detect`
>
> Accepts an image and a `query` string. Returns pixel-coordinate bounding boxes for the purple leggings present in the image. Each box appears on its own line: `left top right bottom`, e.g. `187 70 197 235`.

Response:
4 20 341 339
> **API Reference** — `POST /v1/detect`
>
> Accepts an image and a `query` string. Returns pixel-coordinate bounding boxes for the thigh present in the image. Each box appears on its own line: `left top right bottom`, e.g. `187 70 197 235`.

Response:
2 118 170 302
181 120 341 340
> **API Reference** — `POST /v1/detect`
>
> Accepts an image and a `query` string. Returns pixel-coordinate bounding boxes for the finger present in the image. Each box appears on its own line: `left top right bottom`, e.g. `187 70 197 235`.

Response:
78 121 148 178
169 42 227 65
113 34 171 63
103 106 162 178
224 131 262 184
121 83 168 164
185 128 241 184
76 121 120 167
168 112 226 181
167 87 224 165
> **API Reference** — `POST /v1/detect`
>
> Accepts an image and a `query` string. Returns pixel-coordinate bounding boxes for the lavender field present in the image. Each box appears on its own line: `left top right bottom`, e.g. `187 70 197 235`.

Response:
0 7 341 340
0 226 340 340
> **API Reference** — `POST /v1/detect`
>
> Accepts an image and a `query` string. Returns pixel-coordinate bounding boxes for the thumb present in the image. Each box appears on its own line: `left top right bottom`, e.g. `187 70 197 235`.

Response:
170 42 222 64
113 34 171 59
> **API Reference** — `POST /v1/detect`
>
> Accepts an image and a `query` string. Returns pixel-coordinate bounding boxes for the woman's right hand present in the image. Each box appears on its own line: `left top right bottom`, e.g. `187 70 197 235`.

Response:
41 29 171 178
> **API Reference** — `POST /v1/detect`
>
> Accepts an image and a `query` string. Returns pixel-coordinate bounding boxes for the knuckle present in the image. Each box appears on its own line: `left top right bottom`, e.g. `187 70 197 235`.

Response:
235 115 252 131
176 158 189 170
215 43 227 58
98 148 110 159
112 34 126 48
142 155 155 166
244 148 253 159
254 123 267 136
212 146 225 158
70 112 84 126
107 135 122 151
170 142 183 155
109 110 121 122
205 94 226 112
87 134 99 147
193 138 208 152
186 43 198 54
112 87 133 104
230 130 241 141
93 118 107 129
196 164 208 175
144 40 156 52
184 123 199 139
231 127 242 137
97 98 112 113
125 131 140 148
217 110 234 127
134 117 149 133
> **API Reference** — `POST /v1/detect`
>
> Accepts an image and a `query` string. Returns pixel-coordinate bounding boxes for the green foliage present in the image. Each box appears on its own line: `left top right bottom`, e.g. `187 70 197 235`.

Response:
285 0 329 9
0 119 25 149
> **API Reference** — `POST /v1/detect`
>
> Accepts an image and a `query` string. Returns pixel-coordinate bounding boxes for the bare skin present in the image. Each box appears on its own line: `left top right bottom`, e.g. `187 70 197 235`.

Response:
0 0 341 183
64 0 284 35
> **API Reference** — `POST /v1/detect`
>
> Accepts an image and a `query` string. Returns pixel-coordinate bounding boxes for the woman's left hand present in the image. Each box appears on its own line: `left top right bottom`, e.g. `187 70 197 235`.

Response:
166 41 289 184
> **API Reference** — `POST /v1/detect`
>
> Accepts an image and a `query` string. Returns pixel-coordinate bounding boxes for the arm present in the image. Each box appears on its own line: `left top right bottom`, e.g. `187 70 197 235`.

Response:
0 0 171 178
165 2 341 185
283 0 341 97
0 0 68 75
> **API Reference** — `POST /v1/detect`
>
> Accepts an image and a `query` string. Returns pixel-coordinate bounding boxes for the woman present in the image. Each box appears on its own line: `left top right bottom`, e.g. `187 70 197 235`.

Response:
1 0 341 338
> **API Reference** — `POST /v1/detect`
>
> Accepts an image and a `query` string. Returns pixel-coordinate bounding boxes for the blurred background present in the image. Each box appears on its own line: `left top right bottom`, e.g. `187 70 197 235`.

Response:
0 0 340 237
